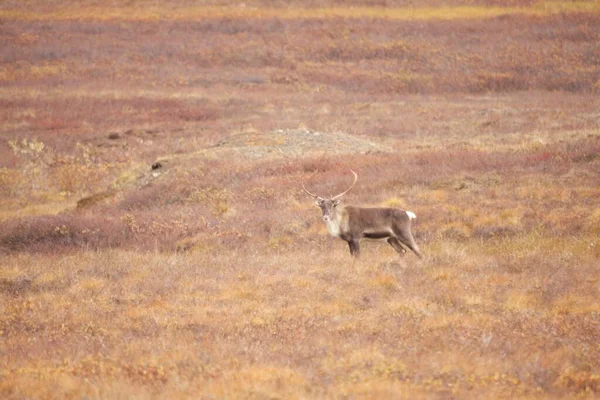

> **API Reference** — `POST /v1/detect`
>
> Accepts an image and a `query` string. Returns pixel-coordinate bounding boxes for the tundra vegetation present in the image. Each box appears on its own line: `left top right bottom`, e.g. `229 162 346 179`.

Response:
1 1 600 398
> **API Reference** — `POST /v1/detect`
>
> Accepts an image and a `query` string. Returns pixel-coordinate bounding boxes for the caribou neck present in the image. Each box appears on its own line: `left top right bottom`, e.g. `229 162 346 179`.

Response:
324 207 343 238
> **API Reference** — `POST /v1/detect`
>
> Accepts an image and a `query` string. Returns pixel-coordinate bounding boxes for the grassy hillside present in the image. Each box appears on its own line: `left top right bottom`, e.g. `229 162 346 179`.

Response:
1 1 600 398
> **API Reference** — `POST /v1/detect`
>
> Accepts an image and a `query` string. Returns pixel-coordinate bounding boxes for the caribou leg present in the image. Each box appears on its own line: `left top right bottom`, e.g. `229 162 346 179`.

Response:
347 239 361 258
396 231 422 259
387 237 407 256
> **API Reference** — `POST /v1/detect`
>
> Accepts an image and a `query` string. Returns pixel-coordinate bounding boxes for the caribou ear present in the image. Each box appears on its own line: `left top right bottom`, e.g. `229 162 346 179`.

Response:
333 199 341 207
315 198 324 206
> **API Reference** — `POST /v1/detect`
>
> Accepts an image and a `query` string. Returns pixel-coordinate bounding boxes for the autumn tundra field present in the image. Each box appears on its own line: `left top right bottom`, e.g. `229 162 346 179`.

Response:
1 0 600 398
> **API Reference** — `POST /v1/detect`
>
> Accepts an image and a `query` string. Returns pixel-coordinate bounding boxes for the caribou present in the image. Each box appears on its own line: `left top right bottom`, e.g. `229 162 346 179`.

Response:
302 170 422 258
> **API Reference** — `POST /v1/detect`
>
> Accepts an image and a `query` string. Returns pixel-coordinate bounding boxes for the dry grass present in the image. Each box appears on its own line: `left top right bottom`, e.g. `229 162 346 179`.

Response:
1 238 599 398
1 0 600 398
3 1 600 21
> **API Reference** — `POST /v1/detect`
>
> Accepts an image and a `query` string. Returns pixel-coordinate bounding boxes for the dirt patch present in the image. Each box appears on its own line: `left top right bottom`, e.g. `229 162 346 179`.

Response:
73 128 386 212
164 128 388 163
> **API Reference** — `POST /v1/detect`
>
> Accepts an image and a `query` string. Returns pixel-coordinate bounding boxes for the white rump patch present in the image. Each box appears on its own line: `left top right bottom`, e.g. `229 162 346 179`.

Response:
406 211 417 219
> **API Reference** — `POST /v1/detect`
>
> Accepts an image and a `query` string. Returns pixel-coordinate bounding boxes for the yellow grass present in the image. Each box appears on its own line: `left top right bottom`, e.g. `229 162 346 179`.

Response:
0 202 76 221
2 1 600 22
1 238 598 398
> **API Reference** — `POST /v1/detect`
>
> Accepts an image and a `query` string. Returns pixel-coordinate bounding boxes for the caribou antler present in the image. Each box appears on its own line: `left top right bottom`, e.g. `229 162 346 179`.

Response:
332 170 358 200
301 176 321 199
301 170 358 200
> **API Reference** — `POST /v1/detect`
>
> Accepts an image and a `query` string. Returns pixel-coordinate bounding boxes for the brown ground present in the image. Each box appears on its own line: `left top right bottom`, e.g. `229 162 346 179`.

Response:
1 1 600 398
